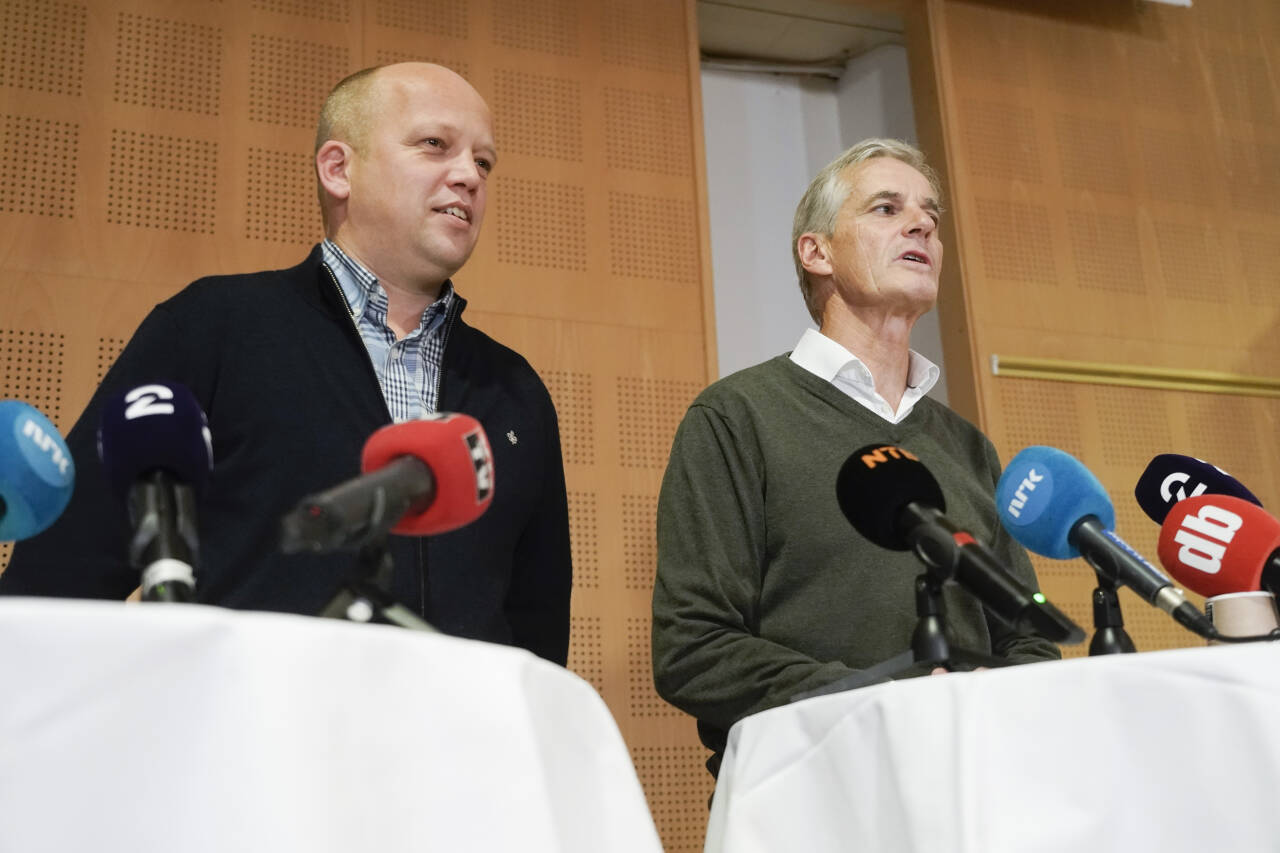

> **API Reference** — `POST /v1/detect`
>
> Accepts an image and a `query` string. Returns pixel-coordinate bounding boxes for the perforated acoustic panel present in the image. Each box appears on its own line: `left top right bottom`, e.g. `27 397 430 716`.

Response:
604 88 691 176
1 330 65 426
960 100 1040 183
113 12 222 115
1182 393 1262 483
1223 137 1279 213
566 490 598 590
622 493 657 591
1139 124 1211 205
0 115 77 218
374 0 467 38
251 0 350 23
1093 385 1172 468
608 191 699 283
493 69 583 161
248 34 349 127
107 130 217 234
1040 21 1114 101
1064 210 1143 294
492 0 578 57
946 2 1028 88
0 0 86 96
631 745 714 853
1154 221 1225 302
245 148 318 244
97 337 126 384
627 616 681 718
541 370 594 465
568 614 604 693
1207 48 1276 125
1128 40 1204 116
993 377 1085 465
1055 114 1130 195
600 0 686 73
1239 228 1280 306
615 377 700 469
974 198 1056 285
494 177 587 270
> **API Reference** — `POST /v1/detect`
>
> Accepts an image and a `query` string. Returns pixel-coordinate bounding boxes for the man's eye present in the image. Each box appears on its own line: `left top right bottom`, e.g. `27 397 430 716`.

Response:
873 203 895 214
424 138 443 148
476 159 492 174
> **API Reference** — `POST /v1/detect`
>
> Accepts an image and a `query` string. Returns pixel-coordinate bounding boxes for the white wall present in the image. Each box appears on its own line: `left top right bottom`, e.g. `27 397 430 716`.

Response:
701 44 948 405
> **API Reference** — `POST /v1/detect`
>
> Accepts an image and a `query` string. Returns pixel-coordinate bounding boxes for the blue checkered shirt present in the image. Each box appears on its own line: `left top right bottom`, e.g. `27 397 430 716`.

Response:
321 239 455 422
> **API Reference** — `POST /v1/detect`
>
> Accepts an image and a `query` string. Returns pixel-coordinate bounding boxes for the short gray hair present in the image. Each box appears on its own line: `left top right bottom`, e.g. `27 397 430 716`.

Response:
791 139 942 323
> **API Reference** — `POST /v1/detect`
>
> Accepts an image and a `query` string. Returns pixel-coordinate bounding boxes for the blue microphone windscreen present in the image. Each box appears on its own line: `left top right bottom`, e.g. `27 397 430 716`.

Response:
1134 453 1262 524
995 446 1115 560
0 401 75 541
97 382 212 500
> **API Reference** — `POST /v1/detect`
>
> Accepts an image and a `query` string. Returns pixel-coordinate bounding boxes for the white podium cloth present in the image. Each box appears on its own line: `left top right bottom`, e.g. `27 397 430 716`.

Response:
0 599 661 853
707 643 1280 853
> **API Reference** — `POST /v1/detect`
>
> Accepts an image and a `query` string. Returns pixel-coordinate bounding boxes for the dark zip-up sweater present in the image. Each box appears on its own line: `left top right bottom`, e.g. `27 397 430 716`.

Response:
0 246 572 664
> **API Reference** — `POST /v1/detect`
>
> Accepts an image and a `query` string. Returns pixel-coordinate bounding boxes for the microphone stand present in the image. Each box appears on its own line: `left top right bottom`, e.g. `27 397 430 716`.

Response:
790 560 1007 704
319 536 437 633
1088 570 1136 655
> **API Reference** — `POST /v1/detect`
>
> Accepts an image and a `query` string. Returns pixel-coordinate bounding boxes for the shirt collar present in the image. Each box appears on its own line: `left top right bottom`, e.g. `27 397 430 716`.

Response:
321 238 455 330
789 327 940 394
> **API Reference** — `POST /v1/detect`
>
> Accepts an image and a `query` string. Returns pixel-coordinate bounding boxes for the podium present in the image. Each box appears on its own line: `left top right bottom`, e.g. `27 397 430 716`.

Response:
707 642 1280 853
0 599 661 852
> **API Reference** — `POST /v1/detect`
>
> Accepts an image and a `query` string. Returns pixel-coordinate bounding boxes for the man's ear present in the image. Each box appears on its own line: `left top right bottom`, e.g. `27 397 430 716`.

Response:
316 140 354 202
797 232 833 278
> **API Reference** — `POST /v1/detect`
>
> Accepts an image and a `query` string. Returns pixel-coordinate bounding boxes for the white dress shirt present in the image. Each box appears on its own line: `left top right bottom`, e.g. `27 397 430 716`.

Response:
788 328 940 424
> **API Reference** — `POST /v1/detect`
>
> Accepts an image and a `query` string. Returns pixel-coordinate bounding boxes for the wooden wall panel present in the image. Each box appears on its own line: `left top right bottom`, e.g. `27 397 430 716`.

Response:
908 0 1280 656
0 0 715 847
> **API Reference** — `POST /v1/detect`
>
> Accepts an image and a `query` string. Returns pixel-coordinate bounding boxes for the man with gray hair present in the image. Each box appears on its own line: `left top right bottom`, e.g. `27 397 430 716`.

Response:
2 63 572 665
652 139 1059 777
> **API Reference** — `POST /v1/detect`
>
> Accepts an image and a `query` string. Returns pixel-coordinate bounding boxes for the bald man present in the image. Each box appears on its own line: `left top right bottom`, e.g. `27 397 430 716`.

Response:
1 64 573 664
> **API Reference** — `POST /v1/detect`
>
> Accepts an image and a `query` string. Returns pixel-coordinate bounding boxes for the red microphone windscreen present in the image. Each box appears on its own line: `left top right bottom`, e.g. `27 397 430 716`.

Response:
360 414 494 536
1157 494 1280 598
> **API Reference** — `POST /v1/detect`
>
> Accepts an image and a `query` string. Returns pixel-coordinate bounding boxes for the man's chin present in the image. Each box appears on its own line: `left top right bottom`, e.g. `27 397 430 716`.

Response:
420 241 477 281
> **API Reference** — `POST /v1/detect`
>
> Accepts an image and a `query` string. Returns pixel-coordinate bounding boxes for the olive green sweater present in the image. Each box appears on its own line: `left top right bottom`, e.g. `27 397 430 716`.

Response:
653 355 1060 773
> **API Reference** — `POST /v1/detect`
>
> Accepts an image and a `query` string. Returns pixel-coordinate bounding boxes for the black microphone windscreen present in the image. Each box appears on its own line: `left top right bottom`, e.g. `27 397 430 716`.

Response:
1134 454 1262 525
836 444 945 551
98 382 213 500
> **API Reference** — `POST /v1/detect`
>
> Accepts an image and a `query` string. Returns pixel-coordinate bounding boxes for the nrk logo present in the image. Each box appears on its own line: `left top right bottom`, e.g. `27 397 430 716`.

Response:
858 445 918 469
464 429 494 502
20 415 72 482
1172 504 1243 575
1003 466 1051 526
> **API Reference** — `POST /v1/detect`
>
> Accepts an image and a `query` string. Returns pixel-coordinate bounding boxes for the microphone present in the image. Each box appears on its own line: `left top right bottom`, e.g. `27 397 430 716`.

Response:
1134 453 1261 525
98 382 213 602
835 443 1084 644
0 401 75 542
995 445 1215 639
1157 494 1280 599
280 413 494 554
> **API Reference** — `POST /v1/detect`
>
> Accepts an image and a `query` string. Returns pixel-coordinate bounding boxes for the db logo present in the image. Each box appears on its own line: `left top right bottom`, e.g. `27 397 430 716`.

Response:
1173 504 1243 575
